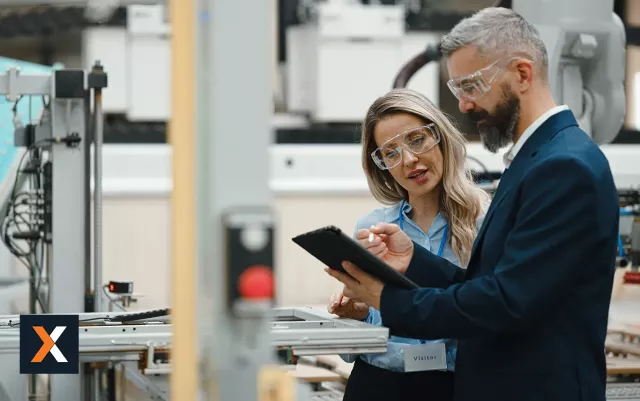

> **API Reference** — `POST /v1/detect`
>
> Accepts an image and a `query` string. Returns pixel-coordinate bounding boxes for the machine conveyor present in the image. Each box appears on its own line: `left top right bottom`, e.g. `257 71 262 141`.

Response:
0 307 387 400
0 307 388 358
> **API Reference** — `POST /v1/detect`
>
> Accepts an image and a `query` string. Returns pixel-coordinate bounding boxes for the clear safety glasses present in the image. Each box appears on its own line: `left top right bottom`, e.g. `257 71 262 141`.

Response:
371 124 441 170
446 59 502 101
446 56 534 101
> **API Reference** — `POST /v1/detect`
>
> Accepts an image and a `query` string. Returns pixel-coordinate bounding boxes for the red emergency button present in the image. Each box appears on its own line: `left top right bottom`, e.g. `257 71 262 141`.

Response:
624 271 640 284
238 265 274 300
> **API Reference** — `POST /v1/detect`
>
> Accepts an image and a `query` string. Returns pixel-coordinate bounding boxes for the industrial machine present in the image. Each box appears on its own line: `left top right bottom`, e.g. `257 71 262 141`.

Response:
0 58 116 400
0 1 391 400
286 0 441 123
0 51 387 401
0 0 638 401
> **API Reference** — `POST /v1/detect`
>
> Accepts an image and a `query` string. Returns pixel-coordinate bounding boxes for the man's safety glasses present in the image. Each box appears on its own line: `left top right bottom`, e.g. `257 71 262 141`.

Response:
446 56 534 101
371 124 441 170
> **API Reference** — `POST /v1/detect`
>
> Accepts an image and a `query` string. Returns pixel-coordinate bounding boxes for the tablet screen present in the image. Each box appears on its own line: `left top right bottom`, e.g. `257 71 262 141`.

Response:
292 226 419 290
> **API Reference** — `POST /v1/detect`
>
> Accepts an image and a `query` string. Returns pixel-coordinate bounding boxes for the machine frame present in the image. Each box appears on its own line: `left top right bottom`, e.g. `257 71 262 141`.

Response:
0 307 387 400
0 68 89 401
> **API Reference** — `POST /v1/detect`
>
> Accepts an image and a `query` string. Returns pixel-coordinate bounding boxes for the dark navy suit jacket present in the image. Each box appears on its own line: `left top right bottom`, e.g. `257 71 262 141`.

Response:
380 110 619 401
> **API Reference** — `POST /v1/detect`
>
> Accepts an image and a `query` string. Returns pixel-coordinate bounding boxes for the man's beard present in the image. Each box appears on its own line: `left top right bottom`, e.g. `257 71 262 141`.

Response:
467 84 520 153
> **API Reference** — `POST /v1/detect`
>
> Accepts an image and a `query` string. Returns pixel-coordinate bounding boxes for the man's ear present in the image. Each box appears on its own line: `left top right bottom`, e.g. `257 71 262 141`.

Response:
514 59 534 92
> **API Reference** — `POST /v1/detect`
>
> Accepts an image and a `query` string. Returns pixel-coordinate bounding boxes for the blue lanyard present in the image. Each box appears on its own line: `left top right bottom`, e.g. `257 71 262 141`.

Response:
399 200 448 257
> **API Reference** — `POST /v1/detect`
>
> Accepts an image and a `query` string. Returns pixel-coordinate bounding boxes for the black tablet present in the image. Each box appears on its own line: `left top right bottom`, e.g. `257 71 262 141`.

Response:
292 225 419 290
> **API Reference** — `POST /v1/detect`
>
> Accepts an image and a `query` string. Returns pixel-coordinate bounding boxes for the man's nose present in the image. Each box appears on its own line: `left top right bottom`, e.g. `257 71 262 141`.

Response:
402 149 418 166
458 97 475 113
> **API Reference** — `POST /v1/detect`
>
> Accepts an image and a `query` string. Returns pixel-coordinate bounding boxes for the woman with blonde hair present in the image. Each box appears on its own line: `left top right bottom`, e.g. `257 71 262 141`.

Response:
328 88 489 401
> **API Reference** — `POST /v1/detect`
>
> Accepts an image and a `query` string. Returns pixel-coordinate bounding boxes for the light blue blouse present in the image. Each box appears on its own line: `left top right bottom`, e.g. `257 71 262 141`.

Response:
340 201 462 372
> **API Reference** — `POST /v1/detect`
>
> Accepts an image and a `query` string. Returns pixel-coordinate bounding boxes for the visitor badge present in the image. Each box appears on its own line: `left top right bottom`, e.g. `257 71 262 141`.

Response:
403 343 447 372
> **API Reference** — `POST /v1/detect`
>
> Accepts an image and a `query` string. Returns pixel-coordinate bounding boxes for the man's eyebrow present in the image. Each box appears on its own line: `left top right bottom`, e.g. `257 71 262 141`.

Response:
453 67 481 80
450 71 471 82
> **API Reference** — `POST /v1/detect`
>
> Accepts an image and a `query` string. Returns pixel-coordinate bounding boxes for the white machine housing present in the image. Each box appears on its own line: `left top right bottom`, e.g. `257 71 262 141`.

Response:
81 2 441 124
81 4 171 121
286 2 441 122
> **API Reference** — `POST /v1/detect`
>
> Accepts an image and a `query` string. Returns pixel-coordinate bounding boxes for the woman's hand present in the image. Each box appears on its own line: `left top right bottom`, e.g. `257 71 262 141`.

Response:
354 223 414 274
327 290 369 320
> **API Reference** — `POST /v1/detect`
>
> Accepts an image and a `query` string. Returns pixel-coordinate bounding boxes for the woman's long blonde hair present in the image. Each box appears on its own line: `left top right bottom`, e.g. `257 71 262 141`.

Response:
361 88 490 266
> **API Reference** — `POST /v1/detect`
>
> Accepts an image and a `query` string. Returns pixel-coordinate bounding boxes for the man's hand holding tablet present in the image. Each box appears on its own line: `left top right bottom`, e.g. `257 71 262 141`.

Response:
324 223 415 310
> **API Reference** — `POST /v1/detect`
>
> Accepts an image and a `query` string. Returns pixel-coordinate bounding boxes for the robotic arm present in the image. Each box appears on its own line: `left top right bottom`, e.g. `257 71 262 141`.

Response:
512 0 626 145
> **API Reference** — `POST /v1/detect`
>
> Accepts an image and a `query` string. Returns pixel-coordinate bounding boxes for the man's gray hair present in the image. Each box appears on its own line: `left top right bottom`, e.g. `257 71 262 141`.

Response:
440 7 548 78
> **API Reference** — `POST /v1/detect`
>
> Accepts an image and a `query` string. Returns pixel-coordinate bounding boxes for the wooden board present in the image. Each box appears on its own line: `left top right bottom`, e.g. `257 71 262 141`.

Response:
607 358 640 375
289 364 343 383
606 340 640 358
316 355 354 379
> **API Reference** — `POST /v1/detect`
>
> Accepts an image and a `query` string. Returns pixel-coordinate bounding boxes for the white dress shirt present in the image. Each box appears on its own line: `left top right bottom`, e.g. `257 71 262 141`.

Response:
503 105 570 167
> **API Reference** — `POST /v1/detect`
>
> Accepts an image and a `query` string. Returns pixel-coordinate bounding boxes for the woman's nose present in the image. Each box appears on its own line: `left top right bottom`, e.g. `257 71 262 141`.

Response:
402 149 418 165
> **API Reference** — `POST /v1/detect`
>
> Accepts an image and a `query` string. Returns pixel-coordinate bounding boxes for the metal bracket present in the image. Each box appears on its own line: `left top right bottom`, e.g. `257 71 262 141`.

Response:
109 339 171 374
5 67 19 102
143 342 171 375
122 362 169 401
0 69 52 98
14 124 52 147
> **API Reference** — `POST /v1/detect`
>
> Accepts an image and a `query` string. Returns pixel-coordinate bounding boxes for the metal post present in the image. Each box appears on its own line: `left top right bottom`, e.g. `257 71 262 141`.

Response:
46 244 52 312
93 369 101 401
49 100 87 311
106 364 116 401
92 63 104 313
196 0 276 399
48 73 87 401
84 88 93 312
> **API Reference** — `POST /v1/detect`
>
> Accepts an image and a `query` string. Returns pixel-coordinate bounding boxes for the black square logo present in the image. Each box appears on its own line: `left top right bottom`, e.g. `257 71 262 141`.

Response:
19 314 79 374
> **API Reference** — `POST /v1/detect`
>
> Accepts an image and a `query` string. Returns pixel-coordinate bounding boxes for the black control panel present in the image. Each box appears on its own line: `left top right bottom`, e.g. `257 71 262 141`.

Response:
222 208 275 313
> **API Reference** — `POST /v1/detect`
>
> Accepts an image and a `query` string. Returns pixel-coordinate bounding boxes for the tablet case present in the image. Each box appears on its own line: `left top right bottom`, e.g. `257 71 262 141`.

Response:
292 225 419 290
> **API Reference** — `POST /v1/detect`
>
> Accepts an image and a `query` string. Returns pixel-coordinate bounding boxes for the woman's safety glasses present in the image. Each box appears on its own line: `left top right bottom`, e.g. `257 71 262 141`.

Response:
371 124 441 170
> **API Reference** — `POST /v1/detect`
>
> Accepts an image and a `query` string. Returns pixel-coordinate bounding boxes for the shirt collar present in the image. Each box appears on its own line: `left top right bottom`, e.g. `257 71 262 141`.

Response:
503 105 569 167
388 200 447 236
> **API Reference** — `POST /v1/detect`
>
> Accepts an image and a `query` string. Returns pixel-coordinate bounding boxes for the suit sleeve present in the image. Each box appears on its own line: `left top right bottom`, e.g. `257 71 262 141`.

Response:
380 157 604 339
404 242 466 289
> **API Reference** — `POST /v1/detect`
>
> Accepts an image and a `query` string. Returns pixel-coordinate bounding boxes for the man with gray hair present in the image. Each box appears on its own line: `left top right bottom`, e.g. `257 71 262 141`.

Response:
441 6 552 155
325 6 619 401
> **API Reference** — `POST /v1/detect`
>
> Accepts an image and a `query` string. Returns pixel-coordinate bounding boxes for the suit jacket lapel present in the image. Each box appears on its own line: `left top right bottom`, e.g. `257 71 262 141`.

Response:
467 168 515 269
466 110 579 273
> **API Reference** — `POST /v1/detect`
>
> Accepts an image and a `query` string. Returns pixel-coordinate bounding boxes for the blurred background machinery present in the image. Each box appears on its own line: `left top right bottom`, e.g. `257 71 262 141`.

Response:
0 0 639 400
